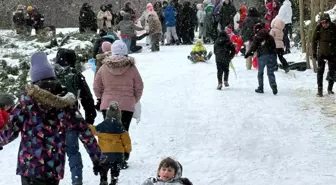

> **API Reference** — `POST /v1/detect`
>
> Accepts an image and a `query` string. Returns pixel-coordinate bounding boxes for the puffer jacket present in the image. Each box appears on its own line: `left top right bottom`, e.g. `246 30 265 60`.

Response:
312 14 336 57
163 5 177 27
277 0 292 24
148 12 162 35
269 18 285 48
94 56 144 112
0 82 103 180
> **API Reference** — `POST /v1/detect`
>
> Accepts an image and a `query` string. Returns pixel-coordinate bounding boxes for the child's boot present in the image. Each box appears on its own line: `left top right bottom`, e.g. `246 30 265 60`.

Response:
255 87 264 93
317 87 323 97
217 83 223 90
224 81 229 87
205 51 213 60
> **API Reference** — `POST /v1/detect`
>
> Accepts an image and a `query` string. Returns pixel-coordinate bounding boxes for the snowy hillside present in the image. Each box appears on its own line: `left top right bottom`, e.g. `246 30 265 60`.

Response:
0 28 336 185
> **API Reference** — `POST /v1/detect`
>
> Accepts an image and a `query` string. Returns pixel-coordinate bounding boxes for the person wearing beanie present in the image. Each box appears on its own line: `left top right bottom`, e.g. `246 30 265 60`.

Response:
29 51 56 83
54 48 98 185
139 3 156 47
313 13 336 97
96 41 112 73
89 101 131 184
0 53 105 185
94 40 143 169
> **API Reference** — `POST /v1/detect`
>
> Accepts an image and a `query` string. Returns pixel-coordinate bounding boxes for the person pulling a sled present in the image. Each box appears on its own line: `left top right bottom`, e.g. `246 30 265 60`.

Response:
188 39 212 63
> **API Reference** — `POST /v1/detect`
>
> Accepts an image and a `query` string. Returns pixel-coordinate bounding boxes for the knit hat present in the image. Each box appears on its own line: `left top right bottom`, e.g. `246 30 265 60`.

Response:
27 5 33 12
101 41 112 52
147 3 153 11
29 51 56 83
106 101 122 123
111 40 128 56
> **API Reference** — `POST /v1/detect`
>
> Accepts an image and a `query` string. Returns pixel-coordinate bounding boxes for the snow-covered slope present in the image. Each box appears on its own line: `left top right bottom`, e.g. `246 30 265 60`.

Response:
0 29 336 185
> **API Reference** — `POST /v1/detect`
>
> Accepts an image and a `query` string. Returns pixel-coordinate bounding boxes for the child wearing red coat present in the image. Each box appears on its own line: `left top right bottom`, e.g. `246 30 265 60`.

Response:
0 92 15 130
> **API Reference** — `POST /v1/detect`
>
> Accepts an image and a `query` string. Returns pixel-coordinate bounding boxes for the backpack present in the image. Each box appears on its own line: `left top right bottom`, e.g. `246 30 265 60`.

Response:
54 64 81 99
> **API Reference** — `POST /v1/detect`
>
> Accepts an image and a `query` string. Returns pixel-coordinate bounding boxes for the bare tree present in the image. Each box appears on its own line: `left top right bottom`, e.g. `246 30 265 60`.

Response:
299 0 306 55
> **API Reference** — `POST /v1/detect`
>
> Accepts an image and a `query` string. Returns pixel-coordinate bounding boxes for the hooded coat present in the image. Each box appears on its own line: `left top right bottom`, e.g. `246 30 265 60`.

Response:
97 5 113 29
163 5 177 27
94 56 143 112
240 7 261 42
148 12 162 35
276 0 292 24
269 18 285 48
0 81 103 180
219 1 237 30
214 31 236 63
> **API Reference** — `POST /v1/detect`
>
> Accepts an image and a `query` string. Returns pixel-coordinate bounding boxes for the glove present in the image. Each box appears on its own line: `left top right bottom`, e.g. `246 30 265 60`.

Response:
124 153 130 161
93 162 103 176
85 117 94 125
180 178 193 185
95 99 101 111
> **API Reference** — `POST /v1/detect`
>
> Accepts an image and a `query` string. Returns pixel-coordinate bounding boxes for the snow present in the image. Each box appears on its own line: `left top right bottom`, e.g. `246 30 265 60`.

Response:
1 29 336 185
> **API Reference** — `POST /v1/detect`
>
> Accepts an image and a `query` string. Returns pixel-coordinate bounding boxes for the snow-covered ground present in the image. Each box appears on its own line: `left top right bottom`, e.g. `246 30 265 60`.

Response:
1 28 336 185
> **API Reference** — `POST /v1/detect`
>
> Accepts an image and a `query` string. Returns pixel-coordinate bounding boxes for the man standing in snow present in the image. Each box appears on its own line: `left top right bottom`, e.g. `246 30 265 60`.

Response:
312 13 336 97
276 0 292 54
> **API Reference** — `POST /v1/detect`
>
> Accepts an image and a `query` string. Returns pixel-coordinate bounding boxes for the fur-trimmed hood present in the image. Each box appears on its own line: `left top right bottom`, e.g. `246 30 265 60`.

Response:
25 84 76 109
102 56 135 75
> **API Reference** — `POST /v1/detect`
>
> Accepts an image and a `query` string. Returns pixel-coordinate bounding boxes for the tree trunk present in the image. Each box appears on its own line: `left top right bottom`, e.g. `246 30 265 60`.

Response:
320 0 326 12
309 0 319 73
299 0 306 54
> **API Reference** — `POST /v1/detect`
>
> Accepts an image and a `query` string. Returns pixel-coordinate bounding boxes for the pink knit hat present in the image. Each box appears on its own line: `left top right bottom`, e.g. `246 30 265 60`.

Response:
147 3 153 11
101 41 112 52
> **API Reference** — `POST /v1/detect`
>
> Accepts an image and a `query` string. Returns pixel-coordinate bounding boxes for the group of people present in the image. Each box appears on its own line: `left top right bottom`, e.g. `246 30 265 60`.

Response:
12 5 45 35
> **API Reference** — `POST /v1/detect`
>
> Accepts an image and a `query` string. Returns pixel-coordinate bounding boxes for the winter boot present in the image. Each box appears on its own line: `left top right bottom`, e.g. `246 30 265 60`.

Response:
328 81 334 94
317 87 323 97
271 84 278 95
224 81 229 87
284 66 290 73
110 177 118 185
217 83 223 90
205 51 213 61
121 161 128 169
255 87 264 93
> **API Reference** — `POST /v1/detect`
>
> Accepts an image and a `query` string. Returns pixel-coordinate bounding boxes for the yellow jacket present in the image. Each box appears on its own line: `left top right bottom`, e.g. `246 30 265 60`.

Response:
192 45 206 53
89 120 131 154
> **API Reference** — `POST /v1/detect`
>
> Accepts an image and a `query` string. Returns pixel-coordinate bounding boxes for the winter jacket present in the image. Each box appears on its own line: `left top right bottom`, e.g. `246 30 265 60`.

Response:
180 2 193 29
148 12 162 35
115 13 144 37
192 45 206 53
96 52 111 73
276 0 292 24
240 8 261 42
122 2 137 22
0 82 103 180
97 10 113 29
213 0 222 23
94 56 144 112
13 5 27 26
163 5 177 27
219 2 236 30
214 31 236 63
246 29 277 57
79 3 97 32
26 11 44 29
89 119 131 162
269 18 285 48
196 4 205 24
312 14 336 57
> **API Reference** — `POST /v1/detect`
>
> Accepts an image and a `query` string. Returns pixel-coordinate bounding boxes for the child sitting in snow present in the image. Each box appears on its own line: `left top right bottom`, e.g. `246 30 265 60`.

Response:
89 101 132 185
141 157 193 185
0 92 15 130
214 31 236 90
188 39 212 63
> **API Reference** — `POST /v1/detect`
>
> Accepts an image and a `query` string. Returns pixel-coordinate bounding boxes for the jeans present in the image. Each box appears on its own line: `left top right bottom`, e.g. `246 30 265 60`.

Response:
66 130 83 185
121 37 131 54
257 54 277 88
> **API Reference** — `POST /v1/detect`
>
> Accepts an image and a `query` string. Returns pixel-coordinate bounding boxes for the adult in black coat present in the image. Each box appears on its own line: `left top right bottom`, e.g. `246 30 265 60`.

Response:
180 1 193 44
79 3 97 33
240 7 261 43
219 0 237 31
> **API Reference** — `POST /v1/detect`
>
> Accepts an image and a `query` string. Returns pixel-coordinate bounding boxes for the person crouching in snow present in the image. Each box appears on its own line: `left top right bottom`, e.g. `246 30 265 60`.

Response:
141 157 193 185
89 101 131 185
245 27 278 95
269 17 290 73
147 12 162 52
214 31 236 90
188 39 212 62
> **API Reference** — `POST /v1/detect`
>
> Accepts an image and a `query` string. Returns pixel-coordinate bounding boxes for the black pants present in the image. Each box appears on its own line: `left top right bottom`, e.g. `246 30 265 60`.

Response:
276 48 289 69
283 23 292 51
102 110 133 131
100 161 121 183
216 60 230 83
21 176 59 185
317 55 336 89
